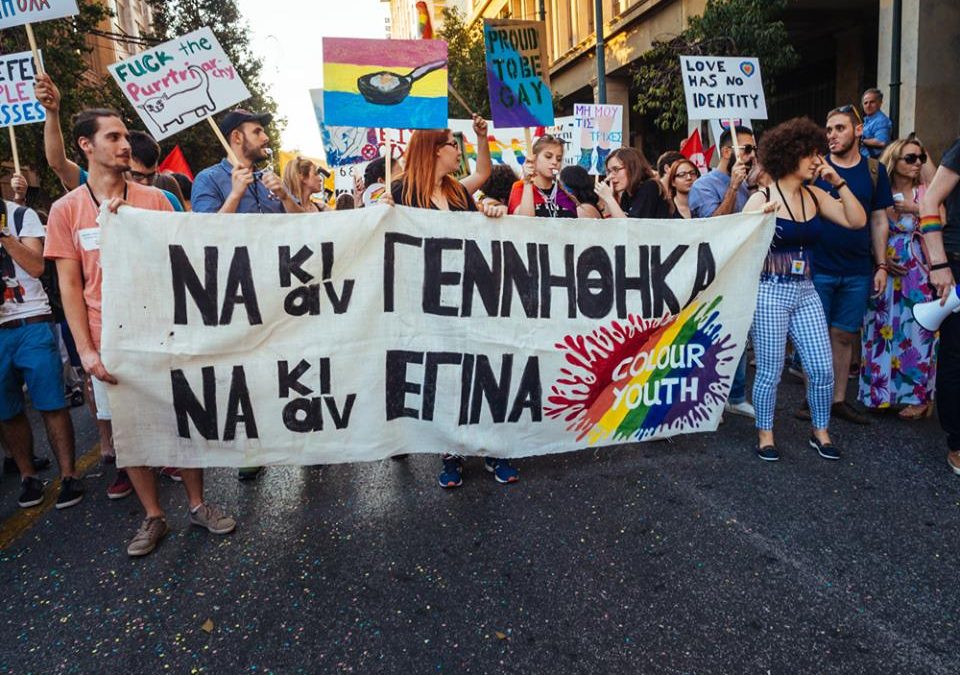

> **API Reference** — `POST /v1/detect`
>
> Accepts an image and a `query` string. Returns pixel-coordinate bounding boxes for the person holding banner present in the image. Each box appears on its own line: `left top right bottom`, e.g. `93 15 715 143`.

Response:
191 109 303 216
595 147 673 220
667 159 701 219
389 125 518 487
743 117 866 462
508 134 576 218
44 109 237 556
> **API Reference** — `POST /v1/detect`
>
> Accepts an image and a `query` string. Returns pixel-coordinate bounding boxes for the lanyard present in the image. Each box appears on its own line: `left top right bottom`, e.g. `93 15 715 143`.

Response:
85 181 128 209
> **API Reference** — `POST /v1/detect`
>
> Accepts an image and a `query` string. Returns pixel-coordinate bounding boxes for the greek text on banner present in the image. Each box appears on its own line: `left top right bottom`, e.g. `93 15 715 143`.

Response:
99 207 775 468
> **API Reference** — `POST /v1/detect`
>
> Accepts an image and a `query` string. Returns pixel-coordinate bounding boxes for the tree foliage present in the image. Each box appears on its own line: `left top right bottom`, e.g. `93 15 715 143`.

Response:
438 8 490 119
632 0 799 131
145 0 281 172
0 1 127 205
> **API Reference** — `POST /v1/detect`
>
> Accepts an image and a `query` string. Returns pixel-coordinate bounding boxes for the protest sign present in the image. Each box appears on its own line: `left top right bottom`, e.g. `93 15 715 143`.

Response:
108 27 251 141
483 19 553 128
322 38 448 129
680 56 767 120
572 104 623 175
100 206 775 467
0 0 77 30
0 50 45 127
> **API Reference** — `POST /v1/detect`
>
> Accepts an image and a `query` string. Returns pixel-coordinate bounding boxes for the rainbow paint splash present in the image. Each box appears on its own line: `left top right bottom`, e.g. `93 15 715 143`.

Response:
546 298 736 443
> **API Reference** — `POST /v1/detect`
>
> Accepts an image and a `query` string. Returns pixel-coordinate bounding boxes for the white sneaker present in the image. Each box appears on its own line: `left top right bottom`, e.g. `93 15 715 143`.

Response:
724 401 756 419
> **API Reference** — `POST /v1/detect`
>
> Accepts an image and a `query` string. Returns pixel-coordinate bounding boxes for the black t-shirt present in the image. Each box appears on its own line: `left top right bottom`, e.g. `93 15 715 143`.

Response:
619 180 674 219
391 180 477 211
941 138 960 254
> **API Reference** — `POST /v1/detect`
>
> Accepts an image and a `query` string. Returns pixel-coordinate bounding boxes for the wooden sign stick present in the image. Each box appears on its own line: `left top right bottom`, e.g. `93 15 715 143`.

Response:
448 84 476 118
24 24 43 76
729 118 741 163
384 130 393 187
524 127 533 160
207 117 239 166
8 126 20 176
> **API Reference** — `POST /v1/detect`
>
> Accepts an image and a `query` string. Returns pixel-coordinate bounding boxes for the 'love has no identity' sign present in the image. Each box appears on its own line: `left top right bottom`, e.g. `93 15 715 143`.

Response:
0 50 45 127
680 56 767 121
484 19 553 128
0 0 78 30
108 27 251 141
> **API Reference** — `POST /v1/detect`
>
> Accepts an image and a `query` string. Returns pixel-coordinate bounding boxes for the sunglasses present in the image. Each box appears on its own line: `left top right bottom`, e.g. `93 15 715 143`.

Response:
739 144 757 155
900 152 927 165
438 140 458 149
835 104 863 123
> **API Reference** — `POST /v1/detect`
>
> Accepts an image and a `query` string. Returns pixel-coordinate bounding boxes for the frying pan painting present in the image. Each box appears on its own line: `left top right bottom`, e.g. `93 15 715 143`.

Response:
357 59 448 105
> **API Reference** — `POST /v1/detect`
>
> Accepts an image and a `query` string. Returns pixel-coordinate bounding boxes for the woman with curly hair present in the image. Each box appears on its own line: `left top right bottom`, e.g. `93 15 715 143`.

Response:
742 117 866 462
858 137 939 418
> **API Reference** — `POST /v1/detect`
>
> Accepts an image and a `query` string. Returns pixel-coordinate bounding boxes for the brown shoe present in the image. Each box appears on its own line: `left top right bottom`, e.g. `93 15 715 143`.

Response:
127 516 169 557
831 401 871 425
948 451 960 476
794 400 811 421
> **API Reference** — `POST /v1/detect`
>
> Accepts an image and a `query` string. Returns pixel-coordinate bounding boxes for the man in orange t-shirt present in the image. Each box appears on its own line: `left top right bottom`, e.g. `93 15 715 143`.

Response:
45 109 237 557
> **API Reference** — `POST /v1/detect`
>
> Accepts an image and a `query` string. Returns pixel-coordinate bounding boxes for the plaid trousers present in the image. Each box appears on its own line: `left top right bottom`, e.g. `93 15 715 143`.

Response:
750 277 834 430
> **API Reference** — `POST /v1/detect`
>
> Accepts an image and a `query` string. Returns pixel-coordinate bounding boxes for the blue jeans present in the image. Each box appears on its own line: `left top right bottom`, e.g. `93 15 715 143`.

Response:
729 352 748 404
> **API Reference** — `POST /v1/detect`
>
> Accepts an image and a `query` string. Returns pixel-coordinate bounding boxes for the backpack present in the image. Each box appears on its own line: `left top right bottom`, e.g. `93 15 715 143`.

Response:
12 205 64 320
866 157 880 193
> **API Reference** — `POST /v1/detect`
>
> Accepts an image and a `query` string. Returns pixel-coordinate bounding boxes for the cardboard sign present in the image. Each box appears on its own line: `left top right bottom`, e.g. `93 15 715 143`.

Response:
108 27 251 141
483 19 553 128
99 206 776 467
322 38 448 129
0 50 45 127
572 104 623 175
0 0 78 30
680 56 767 120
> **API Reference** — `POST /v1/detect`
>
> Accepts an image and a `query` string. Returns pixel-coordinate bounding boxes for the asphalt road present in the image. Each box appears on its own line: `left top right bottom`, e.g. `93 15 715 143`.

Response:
1 373 958 674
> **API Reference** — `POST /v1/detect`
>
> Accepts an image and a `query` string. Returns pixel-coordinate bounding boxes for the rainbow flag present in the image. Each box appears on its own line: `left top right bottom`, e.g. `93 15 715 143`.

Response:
322 38 448 129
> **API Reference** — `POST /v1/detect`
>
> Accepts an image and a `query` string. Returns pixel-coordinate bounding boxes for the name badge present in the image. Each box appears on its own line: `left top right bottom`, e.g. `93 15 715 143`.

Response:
791 259 806 275
78 228 101 251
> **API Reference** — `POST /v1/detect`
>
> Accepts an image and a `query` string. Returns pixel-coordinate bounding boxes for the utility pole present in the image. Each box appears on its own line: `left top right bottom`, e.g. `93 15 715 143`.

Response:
595 0 607 103
539 0 545 21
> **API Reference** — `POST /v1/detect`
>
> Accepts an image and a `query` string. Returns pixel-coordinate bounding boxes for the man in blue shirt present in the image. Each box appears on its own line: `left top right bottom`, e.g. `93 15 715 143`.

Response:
688 125 757 420
860 88 893 159
801 106 893 425
192 110 301 482
688 125 756 218
192 109 302 216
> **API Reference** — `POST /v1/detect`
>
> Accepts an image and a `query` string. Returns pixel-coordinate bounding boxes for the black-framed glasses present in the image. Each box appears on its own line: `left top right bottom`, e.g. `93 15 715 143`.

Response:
835 104 863 123
129 170 156 183
439 140 458 149
901 152 927 165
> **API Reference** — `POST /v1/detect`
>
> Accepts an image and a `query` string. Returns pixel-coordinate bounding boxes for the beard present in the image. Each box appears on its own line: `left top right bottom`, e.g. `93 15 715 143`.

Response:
242 138 269 163
832 136 856 155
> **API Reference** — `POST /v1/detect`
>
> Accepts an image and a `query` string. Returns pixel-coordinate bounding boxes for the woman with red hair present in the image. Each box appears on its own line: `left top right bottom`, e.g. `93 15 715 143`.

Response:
391 117 517 488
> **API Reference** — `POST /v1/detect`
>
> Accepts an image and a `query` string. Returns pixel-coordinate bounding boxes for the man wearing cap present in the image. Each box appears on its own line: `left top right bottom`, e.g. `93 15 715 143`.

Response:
191 109 302 215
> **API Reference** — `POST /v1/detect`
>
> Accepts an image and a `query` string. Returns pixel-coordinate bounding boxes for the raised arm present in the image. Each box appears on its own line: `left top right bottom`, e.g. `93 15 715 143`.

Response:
460 115 491 195
35 73 82 189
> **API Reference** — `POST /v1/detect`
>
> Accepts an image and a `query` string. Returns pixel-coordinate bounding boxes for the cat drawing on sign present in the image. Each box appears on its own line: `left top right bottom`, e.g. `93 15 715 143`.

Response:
138 65 216 133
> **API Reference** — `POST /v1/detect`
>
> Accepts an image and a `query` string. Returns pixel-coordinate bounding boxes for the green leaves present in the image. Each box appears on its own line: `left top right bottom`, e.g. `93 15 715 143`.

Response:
631 0 799 132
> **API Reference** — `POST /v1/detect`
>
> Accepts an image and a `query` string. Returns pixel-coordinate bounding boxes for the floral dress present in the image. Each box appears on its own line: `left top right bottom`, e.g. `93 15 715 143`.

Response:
859 187 938 408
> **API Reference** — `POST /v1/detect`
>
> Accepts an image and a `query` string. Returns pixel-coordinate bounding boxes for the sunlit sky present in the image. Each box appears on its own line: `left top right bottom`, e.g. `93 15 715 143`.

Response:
235 0 390 158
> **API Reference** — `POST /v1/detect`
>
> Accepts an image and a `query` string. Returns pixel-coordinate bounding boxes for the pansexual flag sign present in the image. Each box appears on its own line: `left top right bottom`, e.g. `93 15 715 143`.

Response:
322 38 448 129
483 19 553 128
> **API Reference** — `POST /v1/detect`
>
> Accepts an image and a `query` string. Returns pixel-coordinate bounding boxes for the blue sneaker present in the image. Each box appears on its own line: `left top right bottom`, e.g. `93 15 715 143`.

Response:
438 455 463 488
484 458 519 484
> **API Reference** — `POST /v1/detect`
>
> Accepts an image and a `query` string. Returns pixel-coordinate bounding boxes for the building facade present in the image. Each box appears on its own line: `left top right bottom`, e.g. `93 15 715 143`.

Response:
84 0 156 80
388 0 470 38
459 0 958 161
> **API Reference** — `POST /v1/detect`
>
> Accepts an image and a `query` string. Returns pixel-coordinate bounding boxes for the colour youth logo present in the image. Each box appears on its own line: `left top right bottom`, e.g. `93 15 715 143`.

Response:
546 298 736 443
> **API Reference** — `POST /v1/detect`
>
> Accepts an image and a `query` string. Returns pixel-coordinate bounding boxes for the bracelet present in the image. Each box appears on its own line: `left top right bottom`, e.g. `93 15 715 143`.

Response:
875 262 889 271
929 261 952 271
833 180 847 191
920 215 944 234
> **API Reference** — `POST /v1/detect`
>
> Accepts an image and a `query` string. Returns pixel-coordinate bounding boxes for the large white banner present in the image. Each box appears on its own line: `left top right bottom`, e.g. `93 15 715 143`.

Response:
100 207 774 468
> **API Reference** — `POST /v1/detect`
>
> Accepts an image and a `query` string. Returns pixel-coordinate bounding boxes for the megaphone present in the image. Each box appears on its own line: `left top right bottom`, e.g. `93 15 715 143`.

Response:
913 285 960 331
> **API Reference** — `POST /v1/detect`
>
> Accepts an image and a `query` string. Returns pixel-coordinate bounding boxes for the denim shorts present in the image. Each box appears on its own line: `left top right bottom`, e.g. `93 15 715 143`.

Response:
0 321 66 420
812 272 872 333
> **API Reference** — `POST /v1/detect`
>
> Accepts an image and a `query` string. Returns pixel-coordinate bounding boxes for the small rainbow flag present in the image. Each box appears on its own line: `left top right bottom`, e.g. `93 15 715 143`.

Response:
322 38 448 130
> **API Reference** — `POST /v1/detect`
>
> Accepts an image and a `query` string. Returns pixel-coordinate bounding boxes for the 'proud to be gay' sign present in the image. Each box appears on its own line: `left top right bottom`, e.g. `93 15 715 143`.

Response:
483 19 553 129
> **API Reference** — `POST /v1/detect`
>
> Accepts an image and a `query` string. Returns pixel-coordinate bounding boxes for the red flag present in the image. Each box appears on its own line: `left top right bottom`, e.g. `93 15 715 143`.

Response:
416 1 433 39
158 145 194 181
680 129 710 175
